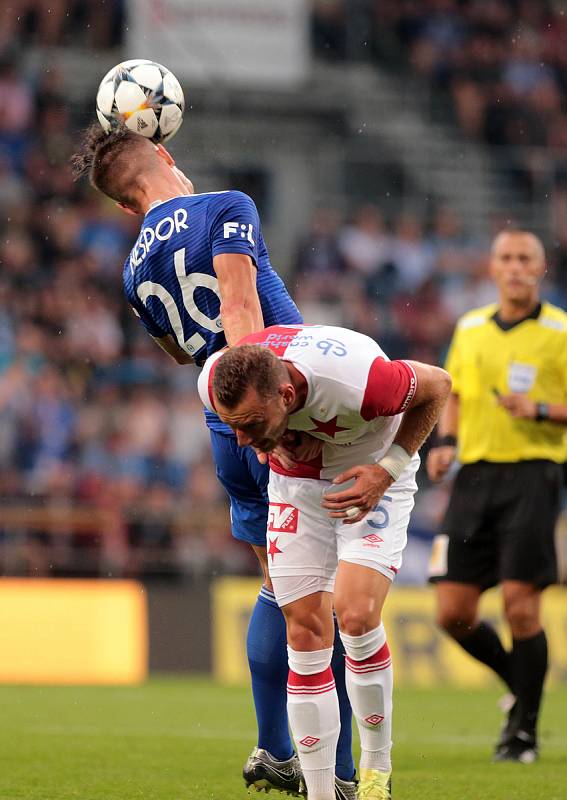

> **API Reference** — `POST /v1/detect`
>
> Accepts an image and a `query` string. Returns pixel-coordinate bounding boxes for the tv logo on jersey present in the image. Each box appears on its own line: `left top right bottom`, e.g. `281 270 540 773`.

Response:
223 222 255 245
268 503 299 534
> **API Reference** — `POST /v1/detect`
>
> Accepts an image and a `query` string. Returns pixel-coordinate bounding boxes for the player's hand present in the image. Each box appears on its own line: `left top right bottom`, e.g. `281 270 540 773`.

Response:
426 446 457 482
253 447 269 465
252 443 300 471
321 464 394 525
260 432 324 471
497 393 537 419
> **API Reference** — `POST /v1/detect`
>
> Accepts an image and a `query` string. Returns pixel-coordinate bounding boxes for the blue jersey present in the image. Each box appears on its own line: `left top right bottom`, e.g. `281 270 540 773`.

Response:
123 190 302 431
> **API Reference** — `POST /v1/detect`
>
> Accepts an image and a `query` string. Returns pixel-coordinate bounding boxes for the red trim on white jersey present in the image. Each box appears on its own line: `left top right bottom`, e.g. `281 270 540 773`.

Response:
269 450 324 479
360 358 417 420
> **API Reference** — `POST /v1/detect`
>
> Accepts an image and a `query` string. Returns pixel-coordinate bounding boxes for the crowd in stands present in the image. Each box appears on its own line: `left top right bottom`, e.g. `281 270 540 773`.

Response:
313 0 567 217
0 3 565 579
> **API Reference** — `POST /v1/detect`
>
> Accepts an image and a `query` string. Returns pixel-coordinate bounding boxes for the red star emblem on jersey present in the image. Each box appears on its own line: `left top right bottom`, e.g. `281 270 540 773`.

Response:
309 416 348 438
268 537 283 562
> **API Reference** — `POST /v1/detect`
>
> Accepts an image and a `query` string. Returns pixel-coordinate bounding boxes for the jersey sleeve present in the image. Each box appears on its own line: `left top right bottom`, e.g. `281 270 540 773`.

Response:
360 358 417 419
208 191 260 265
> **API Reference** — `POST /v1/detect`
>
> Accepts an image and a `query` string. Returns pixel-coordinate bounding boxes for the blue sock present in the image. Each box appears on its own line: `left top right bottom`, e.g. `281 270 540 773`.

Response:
247 587 294 761
333 619 355 781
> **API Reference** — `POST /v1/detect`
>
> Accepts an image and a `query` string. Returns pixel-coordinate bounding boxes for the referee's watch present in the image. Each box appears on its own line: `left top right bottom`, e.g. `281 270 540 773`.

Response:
535 402 550 421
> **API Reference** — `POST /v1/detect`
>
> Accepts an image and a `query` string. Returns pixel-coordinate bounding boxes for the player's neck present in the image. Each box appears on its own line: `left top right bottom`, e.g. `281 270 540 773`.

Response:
139 177 193 213
498 295 540 323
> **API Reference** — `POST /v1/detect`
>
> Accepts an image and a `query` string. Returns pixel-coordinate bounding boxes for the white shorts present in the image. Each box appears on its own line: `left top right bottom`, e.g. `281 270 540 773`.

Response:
267 469 417 607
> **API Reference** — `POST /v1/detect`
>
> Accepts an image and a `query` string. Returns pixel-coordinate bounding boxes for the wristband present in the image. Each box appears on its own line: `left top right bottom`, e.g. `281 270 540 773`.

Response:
437 434 457 447
377 444 411 482
535 402 549 422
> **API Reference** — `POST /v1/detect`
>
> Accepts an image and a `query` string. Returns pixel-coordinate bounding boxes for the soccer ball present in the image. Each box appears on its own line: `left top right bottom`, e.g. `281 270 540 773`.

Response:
96 59 185 144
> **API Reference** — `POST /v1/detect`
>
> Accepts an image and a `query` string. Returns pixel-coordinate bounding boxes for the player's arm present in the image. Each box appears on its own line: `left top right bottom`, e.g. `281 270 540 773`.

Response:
323 359 451 523
209 191 265 345
150 333 196 365
392 361 453 461
213 253 264 345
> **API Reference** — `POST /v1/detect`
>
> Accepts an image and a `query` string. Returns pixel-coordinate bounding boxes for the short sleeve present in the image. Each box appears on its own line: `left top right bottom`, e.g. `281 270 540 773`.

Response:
208 191 260 265
360 358 417 419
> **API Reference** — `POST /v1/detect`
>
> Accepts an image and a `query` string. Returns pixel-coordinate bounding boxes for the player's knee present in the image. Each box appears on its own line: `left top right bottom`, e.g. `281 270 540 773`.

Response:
286 614 328 651
504 600 539 638
336 607 375 637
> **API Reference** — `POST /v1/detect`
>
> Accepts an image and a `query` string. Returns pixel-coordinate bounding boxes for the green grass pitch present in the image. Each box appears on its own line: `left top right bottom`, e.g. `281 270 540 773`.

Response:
0 678 565 799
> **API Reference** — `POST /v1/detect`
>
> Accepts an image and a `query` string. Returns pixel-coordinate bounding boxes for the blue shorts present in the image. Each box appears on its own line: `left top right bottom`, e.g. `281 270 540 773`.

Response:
209 429 269 546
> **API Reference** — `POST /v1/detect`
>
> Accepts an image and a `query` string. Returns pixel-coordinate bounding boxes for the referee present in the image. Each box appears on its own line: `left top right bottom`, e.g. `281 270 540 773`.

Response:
427 230 567 763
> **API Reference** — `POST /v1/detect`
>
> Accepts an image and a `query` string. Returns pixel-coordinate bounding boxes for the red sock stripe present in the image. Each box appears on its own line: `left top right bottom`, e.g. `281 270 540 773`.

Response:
346 642 391 674
287 666 336 695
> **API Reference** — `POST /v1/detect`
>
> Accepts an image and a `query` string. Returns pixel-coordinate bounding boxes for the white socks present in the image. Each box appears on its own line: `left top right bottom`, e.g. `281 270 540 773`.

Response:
340 624 393 773
287 646 340 800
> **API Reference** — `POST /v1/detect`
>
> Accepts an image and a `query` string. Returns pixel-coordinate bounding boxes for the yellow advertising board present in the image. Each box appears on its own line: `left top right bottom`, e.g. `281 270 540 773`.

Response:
212 579 567 687
0 579 148 684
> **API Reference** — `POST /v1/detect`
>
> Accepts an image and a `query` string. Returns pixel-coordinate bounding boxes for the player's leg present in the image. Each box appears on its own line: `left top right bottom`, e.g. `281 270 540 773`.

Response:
332 477 418 800
430 463 513 690
268 472 345 800
283 590 340 800
334 562 393 800
246 447 355 791
209 431 298 791
246 543 296 758
494 460 560 763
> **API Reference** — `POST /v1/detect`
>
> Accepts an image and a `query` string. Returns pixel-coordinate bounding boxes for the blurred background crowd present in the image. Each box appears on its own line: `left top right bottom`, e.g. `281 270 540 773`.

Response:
0 0 565 580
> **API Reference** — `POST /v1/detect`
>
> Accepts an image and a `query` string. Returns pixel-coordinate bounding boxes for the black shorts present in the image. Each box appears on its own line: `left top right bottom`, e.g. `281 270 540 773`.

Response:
430 460 561 590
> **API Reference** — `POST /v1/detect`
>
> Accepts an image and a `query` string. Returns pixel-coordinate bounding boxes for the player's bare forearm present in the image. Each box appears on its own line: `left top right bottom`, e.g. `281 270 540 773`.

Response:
393 362 452 456
220 303 264 346
214 253 264 345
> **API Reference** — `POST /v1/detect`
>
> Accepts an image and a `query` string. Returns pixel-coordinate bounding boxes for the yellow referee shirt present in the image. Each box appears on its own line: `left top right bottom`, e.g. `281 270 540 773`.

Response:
445 301 567 464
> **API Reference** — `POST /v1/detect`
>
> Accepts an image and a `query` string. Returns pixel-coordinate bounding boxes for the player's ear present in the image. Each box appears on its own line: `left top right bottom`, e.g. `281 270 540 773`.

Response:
280 384 295 408
115 201 140 217
155 143 175 166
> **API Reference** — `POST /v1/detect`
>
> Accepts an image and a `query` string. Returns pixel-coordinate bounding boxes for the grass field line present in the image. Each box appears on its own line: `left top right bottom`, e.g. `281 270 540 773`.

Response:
25 723 567 750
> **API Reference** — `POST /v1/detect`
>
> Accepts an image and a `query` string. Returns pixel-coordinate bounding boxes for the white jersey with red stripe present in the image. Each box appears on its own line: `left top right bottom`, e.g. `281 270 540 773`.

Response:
198 324 419 481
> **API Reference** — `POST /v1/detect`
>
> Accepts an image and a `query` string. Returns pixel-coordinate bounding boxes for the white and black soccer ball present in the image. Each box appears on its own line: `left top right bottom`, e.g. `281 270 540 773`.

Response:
96 59 185 144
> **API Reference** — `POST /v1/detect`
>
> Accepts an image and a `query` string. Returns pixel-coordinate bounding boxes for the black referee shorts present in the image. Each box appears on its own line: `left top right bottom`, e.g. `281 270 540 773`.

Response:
430 460 562 590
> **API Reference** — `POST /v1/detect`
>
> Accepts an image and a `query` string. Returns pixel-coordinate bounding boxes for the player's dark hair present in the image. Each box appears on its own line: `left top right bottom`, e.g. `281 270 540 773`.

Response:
213 345 288 409
71 123 155 212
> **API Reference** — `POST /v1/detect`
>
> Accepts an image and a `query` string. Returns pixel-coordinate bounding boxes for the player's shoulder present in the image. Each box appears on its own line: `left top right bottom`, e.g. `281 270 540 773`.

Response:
455 303 498 332
537 302 567 333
